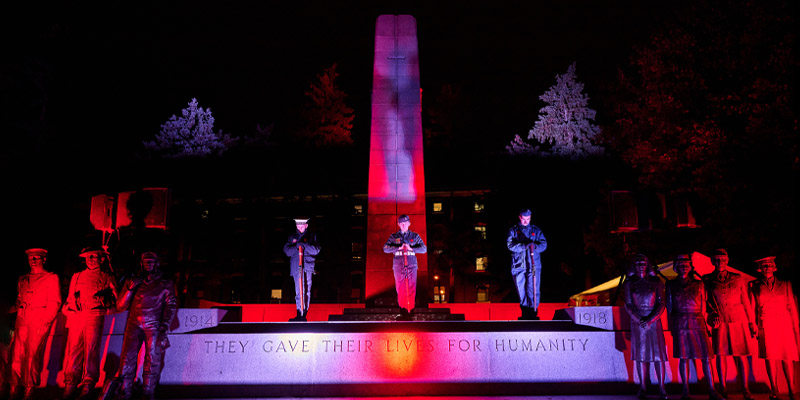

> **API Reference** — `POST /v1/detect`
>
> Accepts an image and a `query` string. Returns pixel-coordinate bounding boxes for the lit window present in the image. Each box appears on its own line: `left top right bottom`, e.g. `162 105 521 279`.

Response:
270 289 282 303
476 257 488 272
477 285 490 303
474 202 485 212
433 288 446 303
434 249 444 255
474 226 487 239
353 205 364 215
433 202 443 213
352 242 364 261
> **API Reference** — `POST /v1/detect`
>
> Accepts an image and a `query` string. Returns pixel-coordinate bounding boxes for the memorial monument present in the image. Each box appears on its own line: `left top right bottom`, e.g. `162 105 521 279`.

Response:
24 15 794 400
365 15 428 306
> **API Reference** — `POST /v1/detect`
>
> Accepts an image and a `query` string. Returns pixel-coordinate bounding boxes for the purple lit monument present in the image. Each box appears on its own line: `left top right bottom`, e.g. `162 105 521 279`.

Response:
365 15 428 304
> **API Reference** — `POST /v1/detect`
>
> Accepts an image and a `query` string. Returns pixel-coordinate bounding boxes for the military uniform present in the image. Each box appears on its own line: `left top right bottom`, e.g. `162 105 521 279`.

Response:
62 252 118 395
116 264 177 400
282 226 321 317
623 274 668 362
704 269 756 356
666 276 712 359
383 227 427 312
750 276 800 361
9 250 61 398
506 222 547 312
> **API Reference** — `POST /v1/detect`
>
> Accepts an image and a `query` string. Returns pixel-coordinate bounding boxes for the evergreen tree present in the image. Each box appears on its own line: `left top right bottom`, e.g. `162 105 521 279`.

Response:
507 63 603 159
299 64 354 147
143 98 234 158
505 134 535 154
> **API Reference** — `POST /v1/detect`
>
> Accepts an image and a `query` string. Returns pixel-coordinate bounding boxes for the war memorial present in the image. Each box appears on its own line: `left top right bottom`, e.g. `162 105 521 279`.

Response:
8 14 798 400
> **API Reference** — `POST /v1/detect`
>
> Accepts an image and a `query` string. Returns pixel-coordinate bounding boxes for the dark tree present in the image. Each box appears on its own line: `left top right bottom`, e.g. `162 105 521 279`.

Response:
601 0 797 259
298 64 354 147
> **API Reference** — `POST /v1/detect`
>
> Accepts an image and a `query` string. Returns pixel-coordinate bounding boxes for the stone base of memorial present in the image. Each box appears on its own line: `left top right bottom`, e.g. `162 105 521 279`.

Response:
34 306 791 396
158 319 631 397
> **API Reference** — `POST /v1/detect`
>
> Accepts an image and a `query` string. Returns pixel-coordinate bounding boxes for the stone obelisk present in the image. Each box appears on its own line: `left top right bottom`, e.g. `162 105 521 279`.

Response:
365 15 427 305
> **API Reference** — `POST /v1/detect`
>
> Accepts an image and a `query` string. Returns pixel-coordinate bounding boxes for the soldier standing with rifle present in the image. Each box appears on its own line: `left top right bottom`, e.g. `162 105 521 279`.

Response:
283 218 320 322
507 209 547 320
383 215 427 319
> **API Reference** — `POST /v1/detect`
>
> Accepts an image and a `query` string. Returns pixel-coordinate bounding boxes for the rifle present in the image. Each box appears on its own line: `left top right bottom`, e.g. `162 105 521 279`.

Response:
298 244 306 317
403 242 411 312
528 243 538 312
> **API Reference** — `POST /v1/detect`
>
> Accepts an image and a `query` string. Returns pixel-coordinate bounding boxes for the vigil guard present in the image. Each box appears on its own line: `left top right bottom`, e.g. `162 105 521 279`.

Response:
506 209 547 320
283 217 321 322
383 214 427 318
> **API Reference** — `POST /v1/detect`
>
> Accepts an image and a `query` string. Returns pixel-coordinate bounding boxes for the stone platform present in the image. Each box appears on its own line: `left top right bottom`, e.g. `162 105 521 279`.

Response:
157 319 631 397
29 306 795 398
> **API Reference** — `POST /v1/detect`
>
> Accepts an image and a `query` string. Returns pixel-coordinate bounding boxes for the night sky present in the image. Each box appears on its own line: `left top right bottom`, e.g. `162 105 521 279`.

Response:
2 0 677 163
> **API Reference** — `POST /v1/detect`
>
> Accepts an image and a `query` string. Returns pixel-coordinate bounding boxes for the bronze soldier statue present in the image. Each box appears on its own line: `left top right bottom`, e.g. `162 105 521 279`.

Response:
115 252 177 400
62 247 118 400
7 248 61 400
703 248 756 400
622 254 668 400
750 256 799 400
666 254 723 400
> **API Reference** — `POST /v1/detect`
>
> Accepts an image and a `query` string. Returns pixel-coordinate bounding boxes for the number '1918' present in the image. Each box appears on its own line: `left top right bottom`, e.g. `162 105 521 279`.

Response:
578 311 607 325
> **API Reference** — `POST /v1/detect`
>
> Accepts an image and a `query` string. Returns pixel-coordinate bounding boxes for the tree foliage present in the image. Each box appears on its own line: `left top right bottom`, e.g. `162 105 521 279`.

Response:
299 64 354 147
507 63 603 159
599 0 797 258
144 98 235 158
